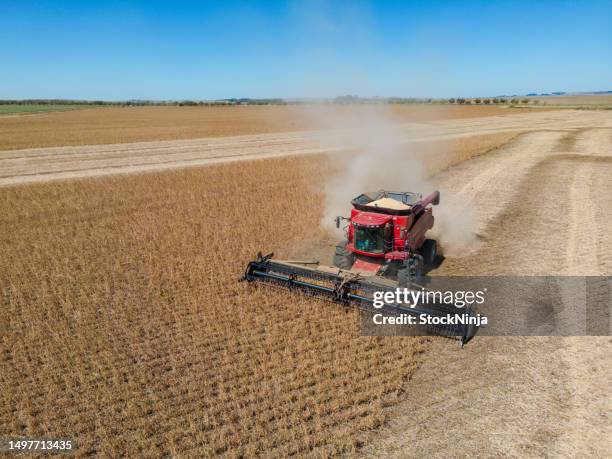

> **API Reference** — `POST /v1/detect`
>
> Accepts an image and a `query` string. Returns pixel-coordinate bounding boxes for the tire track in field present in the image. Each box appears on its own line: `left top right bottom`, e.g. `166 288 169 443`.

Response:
432 130 565 239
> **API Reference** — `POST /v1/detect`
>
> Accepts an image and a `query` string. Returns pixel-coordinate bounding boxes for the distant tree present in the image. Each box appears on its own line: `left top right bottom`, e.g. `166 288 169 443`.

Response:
483 98 491 104
457 98 466 104
510 98 518 104
521 99 529 104
499 99 507 104
474 98 482 104
449 98 456 104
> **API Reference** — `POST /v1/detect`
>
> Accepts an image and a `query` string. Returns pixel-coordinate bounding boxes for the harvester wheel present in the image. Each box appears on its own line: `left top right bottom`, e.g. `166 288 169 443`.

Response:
398 256 424 287
397 266 410 287
333 241 354 270
410 256 424 279
420 239 437 266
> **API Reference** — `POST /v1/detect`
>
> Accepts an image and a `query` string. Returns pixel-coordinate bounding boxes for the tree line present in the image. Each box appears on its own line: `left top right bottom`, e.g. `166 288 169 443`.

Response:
0 97 539 106
0 99 287 106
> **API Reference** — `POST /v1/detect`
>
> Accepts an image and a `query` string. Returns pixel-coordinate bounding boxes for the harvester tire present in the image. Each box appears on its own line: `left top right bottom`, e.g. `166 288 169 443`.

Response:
420 239 437 266
333 241 354 270
398 256 424 287
397 267 410 287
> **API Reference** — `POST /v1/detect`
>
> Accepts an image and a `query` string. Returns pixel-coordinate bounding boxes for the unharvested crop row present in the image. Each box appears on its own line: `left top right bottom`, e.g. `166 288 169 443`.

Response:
0 156 429 457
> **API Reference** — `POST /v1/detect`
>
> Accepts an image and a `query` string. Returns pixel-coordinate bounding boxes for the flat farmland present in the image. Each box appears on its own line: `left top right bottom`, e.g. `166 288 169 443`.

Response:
366 126 612 458
0 104 86 116
0 156 431 456
0 125 521 456
4 109 609 187
0 104 541 151
1 107 611 456
525 94 612 107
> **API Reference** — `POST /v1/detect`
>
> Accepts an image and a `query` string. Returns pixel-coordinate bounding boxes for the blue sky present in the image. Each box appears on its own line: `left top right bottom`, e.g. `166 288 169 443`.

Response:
1 0 611 99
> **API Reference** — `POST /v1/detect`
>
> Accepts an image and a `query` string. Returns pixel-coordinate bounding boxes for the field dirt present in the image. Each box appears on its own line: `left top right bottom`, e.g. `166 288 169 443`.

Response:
0 104 543 151
0 108 610 456
364 127 612 458
0 109 607 187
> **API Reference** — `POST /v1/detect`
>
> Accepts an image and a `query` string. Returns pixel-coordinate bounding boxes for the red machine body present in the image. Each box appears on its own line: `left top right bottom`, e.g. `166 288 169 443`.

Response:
334 190 440 281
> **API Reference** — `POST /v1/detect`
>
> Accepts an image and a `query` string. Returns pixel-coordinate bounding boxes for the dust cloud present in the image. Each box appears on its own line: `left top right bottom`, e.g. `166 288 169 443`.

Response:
428 191 479 256
296 104 478 256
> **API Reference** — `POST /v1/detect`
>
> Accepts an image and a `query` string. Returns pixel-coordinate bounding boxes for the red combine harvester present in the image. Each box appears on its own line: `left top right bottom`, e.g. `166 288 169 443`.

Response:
242 190 478 344
333 190 440 285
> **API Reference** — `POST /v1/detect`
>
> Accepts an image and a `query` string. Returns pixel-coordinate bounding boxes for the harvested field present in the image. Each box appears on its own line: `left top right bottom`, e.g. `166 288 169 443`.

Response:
0 104 542 151
365 127 612 458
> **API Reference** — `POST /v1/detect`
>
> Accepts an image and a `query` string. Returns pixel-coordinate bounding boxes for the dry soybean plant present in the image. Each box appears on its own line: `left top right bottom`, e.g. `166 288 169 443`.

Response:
0 156 426 457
